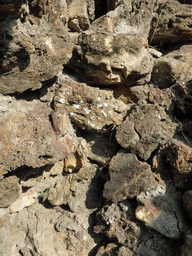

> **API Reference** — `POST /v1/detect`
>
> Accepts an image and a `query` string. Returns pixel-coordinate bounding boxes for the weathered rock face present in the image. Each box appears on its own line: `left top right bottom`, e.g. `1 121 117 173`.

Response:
53 74 127 132
0 94 78 177
1 0 192 255
0 0 73 95
116 103 177 160
68 0 159 86
152 44 192 90
149 0 192 45
103 151 160 202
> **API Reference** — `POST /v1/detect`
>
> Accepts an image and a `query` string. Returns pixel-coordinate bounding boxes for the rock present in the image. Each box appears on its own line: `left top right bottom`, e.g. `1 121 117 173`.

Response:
68 0 157 86
103 151 160 202
70 32 152 86
0 0 74 94
152 45 192 90
94 200 141 251
149 1 192 45
112 84 150 104
136 184 186 239
45 163 104 212
85 133 118 166
166 139 192 189
95 243 118 256
116 103 177 160
68 0 90 30
0 95 76 175
9 202 96 256
148 87 174 112
9 188 38 213
183 190 192 219
0 176 20 208
0 215 11 256
53 74 127 132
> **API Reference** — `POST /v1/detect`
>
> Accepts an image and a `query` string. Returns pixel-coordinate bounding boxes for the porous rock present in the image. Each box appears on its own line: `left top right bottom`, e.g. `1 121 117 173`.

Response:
149 1 192 45
53 74 127 132
116 103 177 160
103 151 159 202
0 95 76 175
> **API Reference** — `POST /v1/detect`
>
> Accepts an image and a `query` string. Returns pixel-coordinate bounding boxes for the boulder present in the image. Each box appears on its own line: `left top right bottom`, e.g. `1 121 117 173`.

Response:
152 45 192 91
136 184 186 239
166 139 192 189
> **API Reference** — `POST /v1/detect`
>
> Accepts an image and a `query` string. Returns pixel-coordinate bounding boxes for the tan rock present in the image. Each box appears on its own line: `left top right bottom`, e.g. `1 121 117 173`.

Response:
0 176 20 208
68 0 90 30
149 1 192 45
152 45 192 91
9 188 38 213
166 139 192 189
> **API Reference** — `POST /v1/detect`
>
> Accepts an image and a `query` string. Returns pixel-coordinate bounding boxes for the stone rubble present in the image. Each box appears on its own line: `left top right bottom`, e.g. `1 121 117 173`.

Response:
0 0 192 255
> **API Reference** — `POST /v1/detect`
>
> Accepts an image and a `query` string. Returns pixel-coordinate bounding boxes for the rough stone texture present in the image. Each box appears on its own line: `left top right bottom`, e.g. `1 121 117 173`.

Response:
94 200 142 252
0 176 20 207
103 151 160 202
68 0 90 31
85 133 118 166
0 95 76 175
53 74 127 132
116 103 177 160
136 184 186 239
0 0 192 255
0 0 74 94
68 0 158 86
149 0 192 45
9 202 96 256
44 163 104 212
183 190 192 219
166 139 192 189
152 45 192 91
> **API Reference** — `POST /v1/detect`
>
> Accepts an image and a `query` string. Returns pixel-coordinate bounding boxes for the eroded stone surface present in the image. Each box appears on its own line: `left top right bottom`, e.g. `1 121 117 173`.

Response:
103 151 159 202
53 74 127 132
0 95 76 175
116 103 177 160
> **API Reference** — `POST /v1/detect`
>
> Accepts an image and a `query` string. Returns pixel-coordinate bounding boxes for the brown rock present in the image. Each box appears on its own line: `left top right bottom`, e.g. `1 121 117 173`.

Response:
166 139 192 189
0 176 20 208
103 151 159 202
53 74 127 132
0 214 11 255
183 190 192 218
180 231 192 256
116 103 177 160
149 1 192 45
152 45 192 90
0 0 74 95
0 95 75 175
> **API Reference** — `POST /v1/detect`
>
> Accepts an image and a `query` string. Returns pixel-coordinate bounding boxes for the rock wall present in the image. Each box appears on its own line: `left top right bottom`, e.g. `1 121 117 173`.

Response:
0 0 192 255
